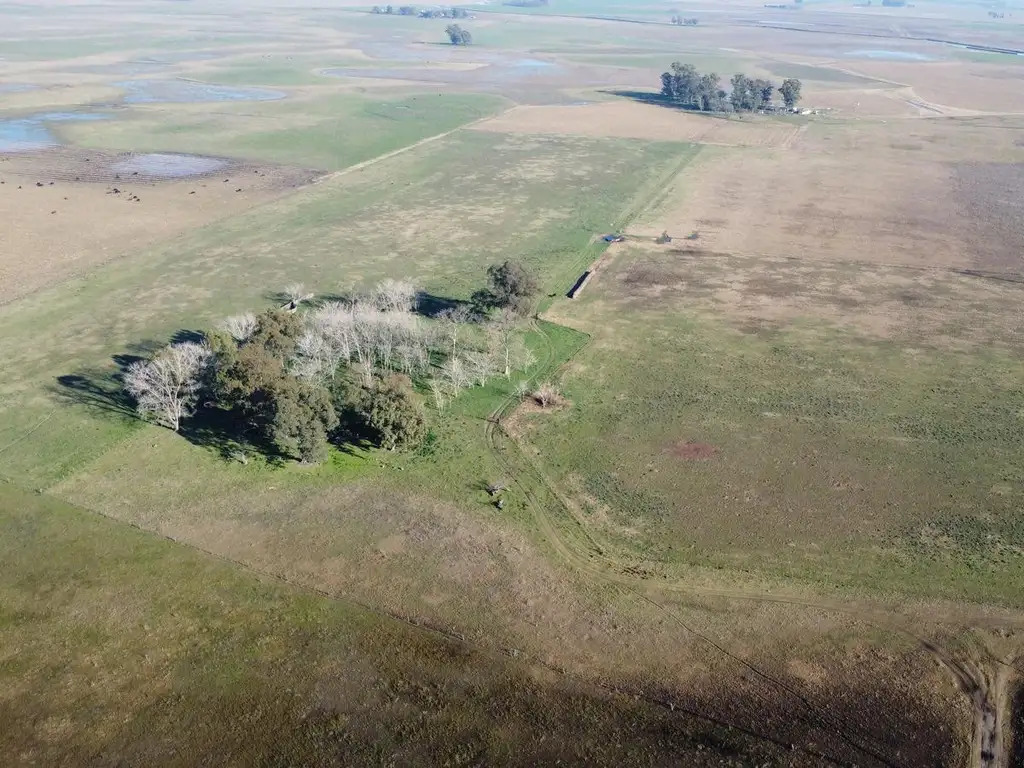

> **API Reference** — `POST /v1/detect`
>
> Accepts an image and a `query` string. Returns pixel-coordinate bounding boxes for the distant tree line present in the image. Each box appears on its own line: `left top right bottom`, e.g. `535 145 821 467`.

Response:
122 264 542 463
445 23 473 45
670 15 699 25
370 5 417 14
503 0 548 6
371 5 471 16
659 62 803 112
420 7 470 18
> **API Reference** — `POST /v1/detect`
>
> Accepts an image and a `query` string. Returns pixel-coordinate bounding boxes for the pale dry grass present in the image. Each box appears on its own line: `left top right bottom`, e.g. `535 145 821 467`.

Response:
46 426 970 766
837 61 1024 114
0 149 315 302
632 114 1024 274
601 243 1024 349
473 102 804 148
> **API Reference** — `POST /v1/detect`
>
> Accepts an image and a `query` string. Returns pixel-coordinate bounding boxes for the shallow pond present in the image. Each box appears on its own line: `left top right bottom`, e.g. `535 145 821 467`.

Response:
845 49 935 61
111 152 228 179
321 57 560 87
0 111 108 152
116 79 286 103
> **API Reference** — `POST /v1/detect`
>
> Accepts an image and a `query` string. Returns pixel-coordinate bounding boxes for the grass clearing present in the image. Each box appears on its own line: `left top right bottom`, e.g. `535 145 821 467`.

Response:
532 243 1024 605
0 130 692 491
4 1 1023 762
60 91 508 170
4 483 815 767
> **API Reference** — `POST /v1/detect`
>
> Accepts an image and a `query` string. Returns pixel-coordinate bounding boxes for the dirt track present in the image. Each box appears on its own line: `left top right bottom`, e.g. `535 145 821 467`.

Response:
487 317 1017 766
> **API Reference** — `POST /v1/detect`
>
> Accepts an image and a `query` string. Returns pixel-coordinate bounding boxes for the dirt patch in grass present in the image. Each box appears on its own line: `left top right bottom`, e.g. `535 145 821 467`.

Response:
635 120 1024 273
15 486 963 767
602 245 1024 350
838 60 1024 113
953 162 1024 272
0 147 318 302
473 102 804 148
670 441 719 460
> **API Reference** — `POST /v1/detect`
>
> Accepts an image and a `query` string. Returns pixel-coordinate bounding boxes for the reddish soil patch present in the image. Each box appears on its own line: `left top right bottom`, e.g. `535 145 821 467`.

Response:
670 441 719 460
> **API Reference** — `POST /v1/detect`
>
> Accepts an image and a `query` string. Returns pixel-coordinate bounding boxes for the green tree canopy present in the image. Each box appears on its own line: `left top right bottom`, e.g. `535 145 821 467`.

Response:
445 23 472 45
357 374 427 451
473 260 539 316
660 62 725 112
211 309 337 463
778 78 803 109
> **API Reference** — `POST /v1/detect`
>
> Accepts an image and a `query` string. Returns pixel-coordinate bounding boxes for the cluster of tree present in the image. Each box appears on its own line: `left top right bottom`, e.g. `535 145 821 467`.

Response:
881 0 906 6
419 7 470 18
445 23 473 45
659 62 803 112
371 5 417 14
123 264 541 463
988 11 1006 18
670 15 699 25
731 73 803 110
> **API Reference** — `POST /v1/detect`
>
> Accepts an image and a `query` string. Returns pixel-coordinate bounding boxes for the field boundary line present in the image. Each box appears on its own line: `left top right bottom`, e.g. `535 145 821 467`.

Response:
314 108 515 185
0 409 56 458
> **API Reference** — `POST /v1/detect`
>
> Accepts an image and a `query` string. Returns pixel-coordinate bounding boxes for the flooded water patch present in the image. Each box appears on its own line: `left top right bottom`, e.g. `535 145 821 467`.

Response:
322 58 561 87
515 58 555 68
0 111 108 152
116 79 286 104
845 49 935 61
111 152 228 179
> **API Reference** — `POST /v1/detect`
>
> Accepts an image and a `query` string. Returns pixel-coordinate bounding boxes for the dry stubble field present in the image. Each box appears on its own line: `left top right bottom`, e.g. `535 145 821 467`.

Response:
3 0 1024 765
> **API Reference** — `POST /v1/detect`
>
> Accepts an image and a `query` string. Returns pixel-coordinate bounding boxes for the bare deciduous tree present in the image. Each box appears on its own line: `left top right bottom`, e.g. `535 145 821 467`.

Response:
218 312 257 343
465 349 497 386
373 278 418 314
123 342 212 431
428 378 448 413
486 309 535 378
440 355 471 395
283 282 314 309
531 381 562 408
436 305 473 359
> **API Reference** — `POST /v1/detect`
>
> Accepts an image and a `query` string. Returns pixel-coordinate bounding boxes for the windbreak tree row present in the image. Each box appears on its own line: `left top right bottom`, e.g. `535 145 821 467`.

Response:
660 62 802 112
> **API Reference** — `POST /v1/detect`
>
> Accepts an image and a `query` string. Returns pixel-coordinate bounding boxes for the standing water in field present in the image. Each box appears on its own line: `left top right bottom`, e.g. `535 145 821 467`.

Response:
845 50 935 61
110 153 228 179
0 112 108 152
116 79 286 103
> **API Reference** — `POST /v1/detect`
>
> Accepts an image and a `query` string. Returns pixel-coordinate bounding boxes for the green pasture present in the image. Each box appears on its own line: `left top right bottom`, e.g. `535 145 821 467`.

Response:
0 131 692 491
60 92 508 171
0 484 771 767
524 256 1024 606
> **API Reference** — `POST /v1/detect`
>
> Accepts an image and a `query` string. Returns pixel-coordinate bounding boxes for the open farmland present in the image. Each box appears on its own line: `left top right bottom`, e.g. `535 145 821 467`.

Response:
3 0 1024 765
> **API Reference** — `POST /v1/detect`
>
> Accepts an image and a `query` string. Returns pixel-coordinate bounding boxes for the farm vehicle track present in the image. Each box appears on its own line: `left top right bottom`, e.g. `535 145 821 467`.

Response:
485 313 1015 767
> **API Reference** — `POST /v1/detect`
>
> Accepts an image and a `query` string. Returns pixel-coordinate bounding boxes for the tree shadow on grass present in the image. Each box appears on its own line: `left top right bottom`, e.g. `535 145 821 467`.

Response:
414 291 471 318
52 337 288 464
178 405 289 466
51 339 165 421
598 89 732 117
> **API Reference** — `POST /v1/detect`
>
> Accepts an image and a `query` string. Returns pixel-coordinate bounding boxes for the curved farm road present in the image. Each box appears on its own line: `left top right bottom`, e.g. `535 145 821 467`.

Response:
488 319 1018 767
